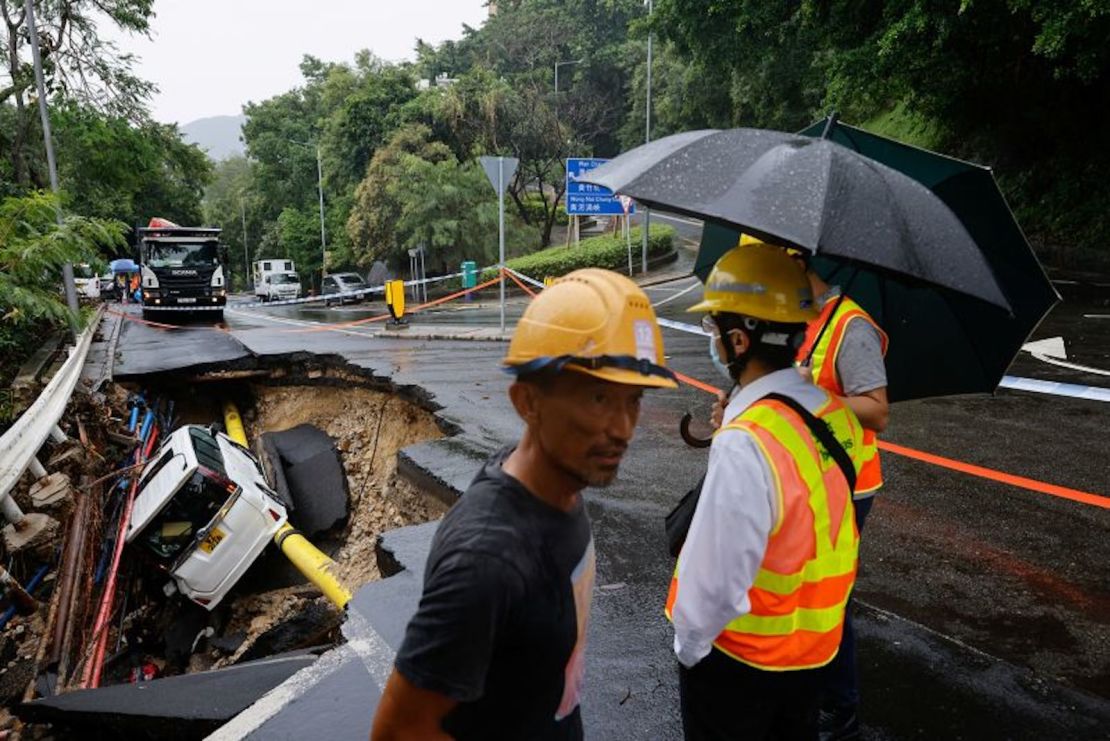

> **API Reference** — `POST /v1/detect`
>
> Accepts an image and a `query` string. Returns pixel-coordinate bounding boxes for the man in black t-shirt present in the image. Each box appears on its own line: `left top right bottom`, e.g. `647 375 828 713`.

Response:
372 269 677 740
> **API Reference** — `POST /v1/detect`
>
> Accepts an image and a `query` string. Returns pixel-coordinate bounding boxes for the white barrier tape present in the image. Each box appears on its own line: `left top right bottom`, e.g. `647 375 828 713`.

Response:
150 269 483 313
504 267 547 290
657 317 712 337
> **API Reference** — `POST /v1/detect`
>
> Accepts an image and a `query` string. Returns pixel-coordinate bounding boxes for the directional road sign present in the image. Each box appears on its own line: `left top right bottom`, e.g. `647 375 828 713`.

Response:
566 158 633 216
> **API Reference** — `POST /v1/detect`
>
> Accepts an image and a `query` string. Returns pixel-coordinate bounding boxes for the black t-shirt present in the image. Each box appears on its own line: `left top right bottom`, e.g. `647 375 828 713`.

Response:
394 448 595 740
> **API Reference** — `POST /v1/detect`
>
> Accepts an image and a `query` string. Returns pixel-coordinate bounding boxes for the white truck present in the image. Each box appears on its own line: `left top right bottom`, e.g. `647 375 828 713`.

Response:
253 259 301 302
127 425 289 609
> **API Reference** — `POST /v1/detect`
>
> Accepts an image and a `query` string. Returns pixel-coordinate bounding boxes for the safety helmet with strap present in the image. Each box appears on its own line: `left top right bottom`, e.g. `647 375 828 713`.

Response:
503 268 678 388
688 238 817 380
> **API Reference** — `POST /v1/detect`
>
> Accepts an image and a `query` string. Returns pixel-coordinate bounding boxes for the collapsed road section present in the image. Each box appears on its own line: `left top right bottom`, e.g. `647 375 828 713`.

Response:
1 345 451 738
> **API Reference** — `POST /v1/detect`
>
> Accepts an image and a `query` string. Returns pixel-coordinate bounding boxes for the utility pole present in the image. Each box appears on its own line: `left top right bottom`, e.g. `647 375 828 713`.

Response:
240 197 250 291
25 0 79 334
641 0 653 274
498 157 506 334
316 145 327 285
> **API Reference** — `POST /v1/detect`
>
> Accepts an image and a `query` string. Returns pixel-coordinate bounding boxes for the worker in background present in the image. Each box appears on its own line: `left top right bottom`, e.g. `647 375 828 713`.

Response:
794 253 889 741
372 269 677 741
671 242 864 740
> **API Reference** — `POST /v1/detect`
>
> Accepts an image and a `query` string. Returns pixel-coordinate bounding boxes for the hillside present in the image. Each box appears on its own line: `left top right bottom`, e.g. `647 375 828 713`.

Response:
181 114 246 160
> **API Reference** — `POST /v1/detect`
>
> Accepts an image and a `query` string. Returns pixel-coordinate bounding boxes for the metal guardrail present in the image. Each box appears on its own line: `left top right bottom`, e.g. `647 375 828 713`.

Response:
0 307 102 522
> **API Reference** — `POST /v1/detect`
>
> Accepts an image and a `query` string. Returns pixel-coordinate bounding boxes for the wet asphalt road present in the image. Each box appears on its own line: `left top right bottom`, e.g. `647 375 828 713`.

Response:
107 265 1110 739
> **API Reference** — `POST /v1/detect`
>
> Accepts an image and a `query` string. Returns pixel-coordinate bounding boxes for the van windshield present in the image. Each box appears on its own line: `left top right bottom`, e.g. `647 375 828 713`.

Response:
272 274 299 285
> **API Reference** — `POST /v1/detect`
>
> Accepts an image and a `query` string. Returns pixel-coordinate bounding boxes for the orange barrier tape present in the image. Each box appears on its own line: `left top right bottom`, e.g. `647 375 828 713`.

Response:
105 307 224 331
504 269 538 298
280 273 506 334
875 440 1109 510
671 369 1108 509
672 370 724 397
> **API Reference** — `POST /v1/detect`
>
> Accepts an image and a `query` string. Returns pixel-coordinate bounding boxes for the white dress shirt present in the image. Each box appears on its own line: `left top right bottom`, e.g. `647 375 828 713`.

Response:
671 367 829 668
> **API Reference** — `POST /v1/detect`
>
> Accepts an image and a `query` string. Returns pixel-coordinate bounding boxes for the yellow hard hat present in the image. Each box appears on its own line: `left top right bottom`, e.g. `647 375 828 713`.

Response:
688 239 817 323
503 268 678 388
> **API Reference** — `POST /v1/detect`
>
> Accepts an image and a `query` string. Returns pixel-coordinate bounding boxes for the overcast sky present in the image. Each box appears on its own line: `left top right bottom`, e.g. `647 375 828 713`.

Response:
106 0 489 124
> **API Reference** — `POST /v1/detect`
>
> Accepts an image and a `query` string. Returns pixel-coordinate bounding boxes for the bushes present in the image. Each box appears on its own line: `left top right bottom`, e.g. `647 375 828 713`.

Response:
517 194 569 228
484 225 675 281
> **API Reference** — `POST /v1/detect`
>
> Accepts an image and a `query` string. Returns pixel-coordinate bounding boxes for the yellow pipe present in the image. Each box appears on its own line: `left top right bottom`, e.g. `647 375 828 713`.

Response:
222 401 352 610
222 401 248 447
274 523 352 609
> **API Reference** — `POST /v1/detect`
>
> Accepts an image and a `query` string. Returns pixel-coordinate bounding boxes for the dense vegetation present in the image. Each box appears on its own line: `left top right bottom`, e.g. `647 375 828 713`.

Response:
2 0 1108 383
0 0 208 383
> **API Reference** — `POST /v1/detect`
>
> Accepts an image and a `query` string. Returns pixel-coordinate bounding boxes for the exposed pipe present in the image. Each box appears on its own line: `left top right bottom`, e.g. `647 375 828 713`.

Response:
222 402 352 609
81 422 157 688
51 482 91 682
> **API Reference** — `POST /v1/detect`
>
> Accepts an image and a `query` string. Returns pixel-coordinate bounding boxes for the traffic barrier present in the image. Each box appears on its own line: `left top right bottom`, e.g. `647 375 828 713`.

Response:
0 306 102 525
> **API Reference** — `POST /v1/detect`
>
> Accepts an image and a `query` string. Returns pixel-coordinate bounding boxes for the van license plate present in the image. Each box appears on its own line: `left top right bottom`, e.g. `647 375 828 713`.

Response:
199 527 225 553
177 297 196 304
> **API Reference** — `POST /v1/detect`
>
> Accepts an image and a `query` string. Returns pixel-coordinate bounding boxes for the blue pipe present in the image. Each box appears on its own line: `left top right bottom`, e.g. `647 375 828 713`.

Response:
139 409 155 444
128 405 139 432
0 565 50 631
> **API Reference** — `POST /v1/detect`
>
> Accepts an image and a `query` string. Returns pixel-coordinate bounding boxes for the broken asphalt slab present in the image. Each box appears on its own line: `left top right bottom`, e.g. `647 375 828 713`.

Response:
112 308 254 378
17 650 318 740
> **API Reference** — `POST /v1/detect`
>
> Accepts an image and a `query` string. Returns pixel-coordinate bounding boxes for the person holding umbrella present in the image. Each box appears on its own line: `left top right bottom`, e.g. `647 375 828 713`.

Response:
793 251 888 741
667 241 864 740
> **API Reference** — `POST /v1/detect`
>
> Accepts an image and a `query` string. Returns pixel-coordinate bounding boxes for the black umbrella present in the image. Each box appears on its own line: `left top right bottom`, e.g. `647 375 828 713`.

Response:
687 121 1060 401
585 125 1056 401
585 126 1010 312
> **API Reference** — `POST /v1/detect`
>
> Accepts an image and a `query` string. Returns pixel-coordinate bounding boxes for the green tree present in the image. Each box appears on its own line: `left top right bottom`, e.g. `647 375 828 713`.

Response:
346 124 537 271
0 191 124 383
53 104 212 231
203 156 261 292
0 0 155 189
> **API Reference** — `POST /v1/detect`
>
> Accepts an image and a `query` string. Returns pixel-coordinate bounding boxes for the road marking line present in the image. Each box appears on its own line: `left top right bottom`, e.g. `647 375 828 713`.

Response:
647 212 703 228
650 280 700 308
205 646 355 740
999 375 1110 403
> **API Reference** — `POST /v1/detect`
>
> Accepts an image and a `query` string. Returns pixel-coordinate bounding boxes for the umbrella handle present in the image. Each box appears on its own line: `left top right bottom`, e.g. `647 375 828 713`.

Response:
679 412 713 449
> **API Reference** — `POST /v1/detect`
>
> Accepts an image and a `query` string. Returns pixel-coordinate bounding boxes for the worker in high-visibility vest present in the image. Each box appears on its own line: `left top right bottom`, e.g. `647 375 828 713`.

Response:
373 269 677 741
670 241 865 740
792 250 889 741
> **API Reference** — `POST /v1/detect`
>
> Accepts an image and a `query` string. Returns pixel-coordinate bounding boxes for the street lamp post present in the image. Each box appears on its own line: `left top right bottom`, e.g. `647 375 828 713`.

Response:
642 0 653 274
288 139 328 289
315 144 327 283
554 58 584 95
240 196 250 291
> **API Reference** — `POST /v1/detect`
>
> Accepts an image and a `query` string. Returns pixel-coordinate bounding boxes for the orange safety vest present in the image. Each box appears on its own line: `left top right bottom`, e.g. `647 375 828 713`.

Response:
797 295 888 497
666 393 863 671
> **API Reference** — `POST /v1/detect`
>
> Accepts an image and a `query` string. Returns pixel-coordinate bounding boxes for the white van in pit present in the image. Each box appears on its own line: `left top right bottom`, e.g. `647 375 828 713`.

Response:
126 425 288 609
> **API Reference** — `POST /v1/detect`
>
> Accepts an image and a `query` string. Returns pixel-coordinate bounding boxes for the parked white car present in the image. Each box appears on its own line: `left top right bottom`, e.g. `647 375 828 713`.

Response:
127 425 288 609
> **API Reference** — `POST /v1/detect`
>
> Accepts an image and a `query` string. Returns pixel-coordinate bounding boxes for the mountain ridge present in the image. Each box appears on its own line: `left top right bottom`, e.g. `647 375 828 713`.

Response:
181 114 246 160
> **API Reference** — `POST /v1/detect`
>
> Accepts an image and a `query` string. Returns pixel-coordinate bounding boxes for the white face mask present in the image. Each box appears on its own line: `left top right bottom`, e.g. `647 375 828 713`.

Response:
709 335 734 382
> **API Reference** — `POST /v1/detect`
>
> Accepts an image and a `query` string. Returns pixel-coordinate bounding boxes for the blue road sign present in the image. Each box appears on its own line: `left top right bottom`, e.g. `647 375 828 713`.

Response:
565 158 634 216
